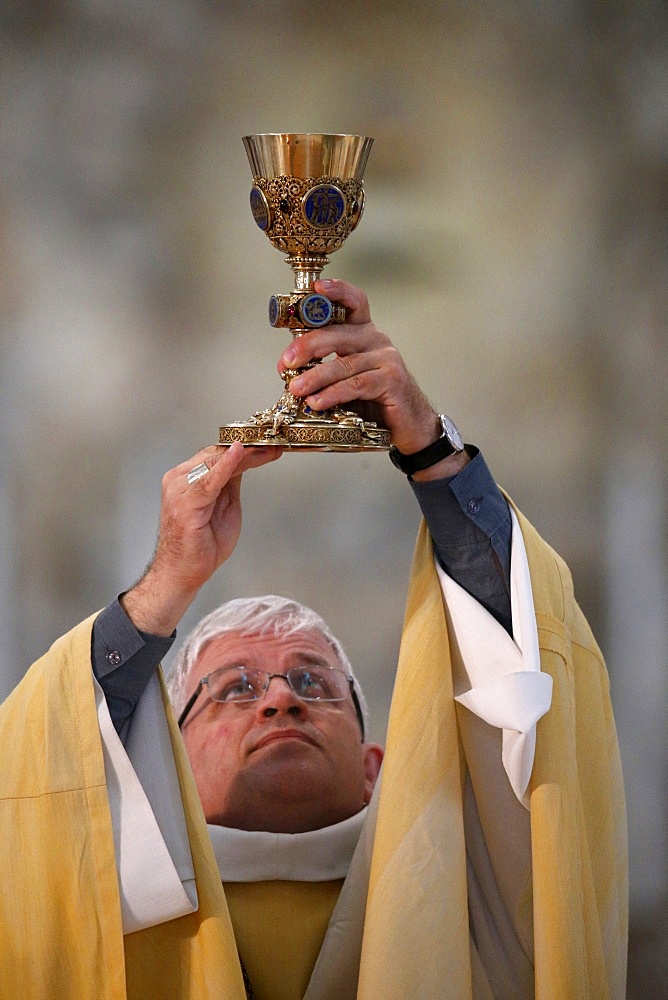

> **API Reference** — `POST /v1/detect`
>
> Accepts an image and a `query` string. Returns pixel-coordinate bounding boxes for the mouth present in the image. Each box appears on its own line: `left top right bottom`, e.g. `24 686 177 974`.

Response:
252 729 317 752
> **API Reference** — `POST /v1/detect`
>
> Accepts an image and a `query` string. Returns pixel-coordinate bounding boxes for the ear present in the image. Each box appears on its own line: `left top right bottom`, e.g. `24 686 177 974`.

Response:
361 742 384 803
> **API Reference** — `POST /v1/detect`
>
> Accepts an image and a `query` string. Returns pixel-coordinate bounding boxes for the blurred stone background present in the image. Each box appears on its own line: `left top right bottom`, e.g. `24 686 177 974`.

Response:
0 0 665 992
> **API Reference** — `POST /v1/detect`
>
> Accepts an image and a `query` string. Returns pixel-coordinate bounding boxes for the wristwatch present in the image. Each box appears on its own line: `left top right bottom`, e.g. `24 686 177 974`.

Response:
389 413 465 475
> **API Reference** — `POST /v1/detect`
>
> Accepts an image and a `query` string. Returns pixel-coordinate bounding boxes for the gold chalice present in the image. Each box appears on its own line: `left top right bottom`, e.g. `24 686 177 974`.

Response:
219 133 391 451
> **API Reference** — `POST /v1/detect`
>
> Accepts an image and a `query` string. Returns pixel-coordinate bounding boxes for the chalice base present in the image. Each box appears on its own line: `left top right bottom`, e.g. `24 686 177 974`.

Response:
219 398 390 452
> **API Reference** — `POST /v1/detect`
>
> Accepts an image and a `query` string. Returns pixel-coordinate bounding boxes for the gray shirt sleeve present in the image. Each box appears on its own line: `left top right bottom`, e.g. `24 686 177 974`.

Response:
92 599 175 739
409 448 512 634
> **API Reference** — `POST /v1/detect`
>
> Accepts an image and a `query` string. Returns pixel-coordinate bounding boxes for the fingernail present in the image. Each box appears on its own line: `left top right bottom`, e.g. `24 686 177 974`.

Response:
290 376 304 391
318 279 334 289
283 346 296 364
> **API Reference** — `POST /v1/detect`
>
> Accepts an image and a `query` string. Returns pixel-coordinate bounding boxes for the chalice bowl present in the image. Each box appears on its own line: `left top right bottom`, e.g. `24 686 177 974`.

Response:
218 133 391 451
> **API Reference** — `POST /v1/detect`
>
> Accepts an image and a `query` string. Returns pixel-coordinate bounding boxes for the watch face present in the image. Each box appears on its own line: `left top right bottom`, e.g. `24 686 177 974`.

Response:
441 414 464 452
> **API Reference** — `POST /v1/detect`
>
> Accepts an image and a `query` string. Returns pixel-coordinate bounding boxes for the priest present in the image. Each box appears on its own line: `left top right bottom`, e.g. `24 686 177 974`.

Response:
0 280 627 999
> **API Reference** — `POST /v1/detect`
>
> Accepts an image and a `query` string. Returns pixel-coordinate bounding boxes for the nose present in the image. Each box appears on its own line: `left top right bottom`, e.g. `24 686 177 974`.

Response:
259 674 306 720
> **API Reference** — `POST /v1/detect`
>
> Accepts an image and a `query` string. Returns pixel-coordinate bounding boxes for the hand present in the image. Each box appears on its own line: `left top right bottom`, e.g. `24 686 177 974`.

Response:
122 442 282 635
279 279 469 481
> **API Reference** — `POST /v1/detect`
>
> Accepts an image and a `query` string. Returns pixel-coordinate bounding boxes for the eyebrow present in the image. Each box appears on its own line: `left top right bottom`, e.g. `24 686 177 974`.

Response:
209 653 338 673
288 653 339 669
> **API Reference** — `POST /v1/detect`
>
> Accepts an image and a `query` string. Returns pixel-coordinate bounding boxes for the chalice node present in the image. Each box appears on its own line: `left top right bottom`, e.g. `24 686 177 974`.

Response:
218 133 391 451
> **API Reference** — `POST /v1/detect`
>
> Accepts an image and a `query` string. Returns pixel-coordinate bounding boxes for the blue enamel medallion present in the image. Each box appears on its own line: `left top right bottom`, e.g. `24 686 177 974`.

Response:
268 295 280 326
250 186 271 231
299 294 333 328
302 184 346 228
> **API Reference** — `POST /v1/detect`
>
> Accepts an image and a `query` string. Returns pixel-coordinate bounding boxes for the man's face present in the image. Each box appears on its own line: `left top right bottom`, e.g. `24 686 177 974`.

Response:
180 629 383 833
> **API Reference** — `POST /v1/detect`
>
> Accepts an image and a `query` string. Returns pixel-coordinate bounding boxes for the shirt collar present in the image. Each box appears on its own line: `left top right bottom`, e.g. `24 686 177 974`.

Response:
207 807 367 882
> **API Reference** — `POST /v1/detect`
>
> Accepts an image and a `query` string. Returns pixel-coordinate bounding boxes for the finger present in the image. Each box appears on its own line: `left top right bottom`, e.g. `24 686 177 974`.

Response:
298 364 391 414
278 321 388 373
210 470 242 526
314 278 371 324
172 442 281 491
206 440 246 479
160 444 242 515
288 346 403 401
212 444 283 471
201 444 284 494
166 443 236 485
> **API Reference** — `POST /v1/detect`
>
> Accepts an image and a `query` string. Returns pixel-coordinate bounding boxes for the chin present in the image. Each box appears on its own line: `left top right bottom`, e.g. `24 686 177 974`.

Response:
253 755 340 809
261 755 322 788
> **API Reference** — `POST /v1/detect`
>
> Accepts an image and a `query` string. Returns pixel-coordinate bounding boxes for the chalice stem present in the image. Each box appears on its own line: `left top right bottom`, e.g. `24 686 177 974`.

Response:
288 255 329 293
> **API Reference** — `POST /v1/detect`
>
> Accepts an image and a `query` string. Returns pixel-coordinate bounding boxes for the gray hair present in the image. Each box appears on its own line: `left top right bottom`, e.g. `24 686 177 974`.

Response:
166 594 369 737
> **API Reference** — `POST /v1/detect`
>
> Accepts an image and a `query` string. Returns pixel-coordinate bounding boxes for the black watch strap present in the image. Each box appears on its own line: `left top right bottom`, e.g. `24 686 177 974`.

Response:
389 414 464 475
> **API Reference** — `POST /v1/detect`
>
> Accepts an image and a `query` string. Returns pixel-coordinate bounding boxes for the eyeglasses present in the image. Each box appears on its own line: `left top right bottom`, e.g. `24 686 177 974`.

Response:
177 664 365 737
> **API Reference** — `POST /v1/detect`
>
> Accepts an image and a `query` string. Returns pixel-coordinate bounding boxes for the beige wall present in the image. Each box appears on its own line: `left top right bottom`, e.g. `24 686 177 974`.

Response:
1 1 665 989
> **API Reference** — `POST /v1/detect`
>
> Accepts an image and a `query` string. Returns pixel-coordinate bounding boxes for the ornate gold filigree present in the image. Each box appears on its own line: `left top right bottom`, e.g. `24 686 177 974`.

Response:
253 176 364 256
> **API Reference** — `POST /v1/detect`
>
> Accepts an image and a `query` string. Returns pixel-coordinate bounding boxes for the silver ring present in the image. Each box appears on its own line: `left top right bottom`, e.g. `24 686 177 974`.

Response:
186 462 210 485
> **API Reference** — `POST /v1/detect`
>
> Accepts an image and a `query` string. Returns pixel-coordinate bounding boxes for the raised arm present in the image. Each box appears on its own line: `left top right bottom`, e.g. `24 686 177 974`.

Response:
122 442 281 635
281 278 511 627
279 279 470 481
93 441 281 736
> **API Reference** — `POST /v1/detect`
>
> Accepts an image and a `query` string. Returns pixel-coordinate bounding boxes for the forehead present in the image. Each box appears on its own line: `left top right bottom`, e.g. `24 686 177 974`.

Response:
194 629 340 676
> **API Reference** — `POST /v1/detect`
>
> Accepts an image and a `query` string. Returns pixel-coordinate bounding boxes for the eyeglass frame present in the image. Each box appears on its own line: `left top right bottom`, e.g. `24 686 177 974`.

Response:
177 664 366 739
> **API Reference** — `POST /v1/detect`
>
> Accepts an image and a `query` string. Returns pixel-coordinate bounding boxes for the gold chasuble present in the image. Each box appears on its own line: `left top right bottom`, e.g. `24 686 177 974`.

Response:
0 501 628 999
0 614 247 1000
224 880 343 1000
356 505 628 999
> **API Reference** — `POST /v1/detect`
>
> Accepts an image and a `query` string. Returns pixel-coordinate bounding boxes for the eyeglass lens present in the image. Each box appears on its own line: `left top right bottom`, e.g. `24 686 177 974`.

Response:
206 665 349 703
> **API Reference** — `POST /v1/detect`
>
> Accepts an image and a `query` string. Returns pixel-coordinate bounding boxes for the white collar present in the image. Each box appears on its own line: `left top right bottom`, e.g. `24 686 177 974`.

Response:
207 807 367 882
